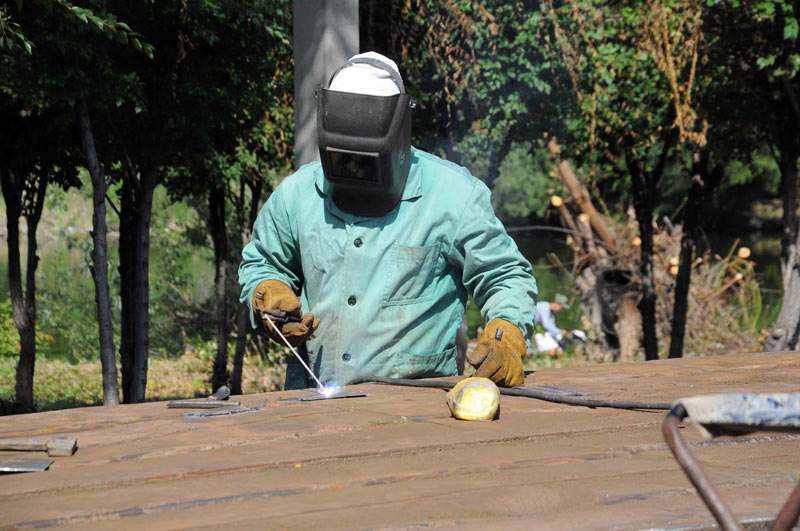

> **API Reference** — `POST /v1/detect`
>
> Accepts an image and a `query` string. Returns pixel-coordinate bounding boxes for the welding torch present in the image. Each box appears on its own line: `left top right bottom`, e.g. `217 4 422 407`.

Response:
257 308 326 391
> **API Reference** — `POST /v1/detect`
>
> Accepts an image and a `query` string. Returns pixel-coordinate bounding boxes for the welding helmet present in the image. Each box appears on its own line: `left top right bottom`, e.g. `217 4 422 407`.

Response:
316 53 415 218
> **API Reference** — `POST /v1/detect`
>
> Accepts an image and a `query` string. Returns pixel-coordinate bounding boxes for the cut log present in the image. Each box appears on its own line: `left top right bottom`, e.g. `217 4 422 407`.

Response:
615 298 642 362
547 138 616 248
551 195 581 247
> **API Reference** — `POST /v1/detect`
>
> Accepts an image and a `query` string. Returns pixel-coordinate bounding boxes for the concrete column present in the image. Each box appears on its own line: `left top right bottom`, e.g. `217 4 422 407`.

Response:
293 0 359 168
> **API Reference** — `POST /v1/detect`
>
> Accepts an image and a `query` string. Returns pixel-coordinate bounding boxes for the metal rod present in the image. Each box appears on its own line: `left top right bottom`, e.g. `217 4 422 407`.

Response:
260 311 326 391
772 479 800 531
662 404 744 531
350 376 671 410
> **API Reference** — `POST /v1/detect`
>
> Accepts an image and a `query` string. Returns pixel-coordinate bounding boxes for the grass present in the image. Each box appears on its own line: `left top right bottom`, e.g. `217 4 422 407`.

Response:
0 342 285 414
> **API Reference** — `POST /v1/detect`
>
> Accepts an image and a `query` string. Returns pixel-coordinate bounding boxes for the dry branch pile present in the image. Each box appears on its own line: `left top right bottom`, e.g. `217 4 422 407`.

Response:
548 142 762 362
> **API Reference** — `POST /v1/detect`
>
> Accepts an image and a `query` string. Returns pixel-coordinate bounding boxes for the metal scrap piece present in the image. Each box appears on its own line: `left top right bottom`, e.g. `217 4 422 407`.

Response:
0 436 77 456
168 400 241 409
277 391 368 402
299 391 368 401
208 386 231 401
46 437 78 456
0 458 54 473
186 406 258 417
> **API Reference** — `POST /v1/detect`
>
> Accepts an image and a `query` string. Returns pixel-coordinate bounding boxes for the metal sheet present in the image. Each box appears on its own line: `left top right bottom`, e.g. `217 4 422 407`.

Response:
0 458 54 473
1 352 799 529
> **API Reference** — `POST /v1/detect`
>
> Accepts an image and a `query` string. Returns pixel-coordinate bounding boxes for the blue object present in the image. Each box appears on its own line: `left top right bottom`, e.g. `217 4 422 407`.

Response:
677 393 800 438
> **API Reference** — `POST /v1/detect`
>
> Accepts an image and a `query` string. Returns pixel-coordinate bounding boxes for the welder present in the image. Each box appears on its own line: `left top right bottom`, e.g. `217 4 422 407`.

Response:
239 52 538 390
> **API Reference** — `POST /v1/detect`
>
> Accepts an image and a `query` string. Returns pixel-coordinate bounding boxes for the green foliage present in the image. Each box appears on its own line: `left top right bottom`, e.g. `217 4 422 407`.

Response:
33 182 216 361
491 143 555 220
0 0 154 58
0 300 18 357
0 4 33 53
736 0 799 78
725 152 781 191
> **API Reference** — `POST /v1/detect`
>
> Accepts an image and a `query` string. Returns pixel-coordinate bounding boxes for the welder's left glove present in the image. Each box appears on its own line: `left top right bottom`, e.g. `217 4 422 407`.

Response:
467 318 526 387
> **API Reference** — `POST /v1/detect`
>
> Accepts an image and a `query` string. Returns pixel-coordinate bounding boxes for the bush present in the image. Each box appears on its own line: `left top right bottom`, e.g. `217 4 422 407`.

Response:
0 300 18 357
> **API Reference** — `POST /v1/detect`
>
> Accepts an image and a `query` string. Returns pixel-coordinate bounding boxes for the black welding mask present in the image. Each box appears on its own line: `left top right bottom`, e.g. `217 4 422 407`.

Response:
317 58 415 218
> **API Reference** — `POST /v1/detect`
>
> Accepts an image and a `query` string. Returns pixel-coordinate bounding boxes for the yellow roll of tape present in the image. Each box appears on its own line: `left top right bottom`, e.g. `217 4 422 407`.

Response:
446 377 500 421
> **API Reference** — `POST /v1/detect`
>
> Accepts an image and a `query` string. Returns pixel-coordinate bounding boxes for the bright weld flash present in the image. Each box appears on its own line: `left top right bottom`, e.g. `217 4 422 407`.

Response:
319 384 342 397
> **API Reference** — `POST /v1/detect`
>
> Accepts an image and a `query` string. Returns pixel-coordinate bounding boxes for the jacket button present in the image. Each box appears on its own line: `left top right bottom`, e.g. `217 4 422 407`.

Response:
348 295 357 306
342 353 351 362
354 237 363 248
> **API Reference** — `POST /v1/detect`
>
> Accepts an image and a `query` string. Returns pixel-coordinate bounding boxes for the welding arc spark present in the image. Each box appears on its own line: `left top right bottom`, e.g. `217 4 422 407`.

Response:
259 311 327 393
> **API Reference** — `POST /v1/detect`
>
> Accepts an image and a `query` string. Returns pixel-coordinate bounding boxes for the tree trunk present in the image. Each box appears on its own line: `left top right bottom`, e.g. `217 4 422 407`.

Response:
1 170 33 411
231 172 265 395
626 155 659 361
778 145 799 294
118 168 136 403
209 185 229 391
615 297 642 362
130 171 157 403
669 159 723 358
231 304 249 396
78 99 120 405
636 222 658 361
22 175 46 401
765 143 800 351
669 190 699 359
764 226 800 351
0 167 48 411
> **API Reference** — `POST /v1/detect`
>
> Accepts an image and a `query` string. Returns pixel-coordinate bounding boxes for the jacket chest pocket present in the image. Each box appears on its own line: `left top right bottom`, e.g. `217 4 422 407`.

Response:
383 242 441 306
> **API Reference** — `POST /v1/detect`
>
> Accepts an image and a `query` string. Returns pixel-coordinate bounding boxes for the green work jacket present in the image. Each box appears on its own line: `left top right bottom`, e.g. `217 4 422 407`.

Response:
239 147 538 389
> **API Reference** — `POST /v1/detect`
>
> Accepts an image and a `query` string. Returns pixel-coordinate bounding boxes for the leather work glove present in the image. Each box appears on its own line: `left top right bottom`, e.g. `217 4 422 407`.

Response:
252 279 319 348
467 318 526 387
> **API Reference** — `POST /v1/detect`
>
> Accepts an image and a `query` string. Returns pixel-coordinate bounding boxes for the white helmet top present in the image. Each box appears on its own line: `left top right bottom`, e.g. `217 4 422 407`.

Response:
329 51 403 97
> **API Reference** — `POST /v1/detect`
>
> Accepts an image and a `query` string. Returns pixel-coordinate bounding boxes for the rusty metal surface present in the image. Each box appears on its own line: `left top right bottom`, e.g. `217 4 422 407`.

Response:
0 352 798 530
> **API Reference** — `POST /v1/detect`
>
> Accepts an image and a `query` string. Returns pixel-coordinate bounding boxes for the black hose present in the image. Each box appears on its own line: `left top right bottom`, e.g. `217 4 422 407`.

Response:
350 376 672 411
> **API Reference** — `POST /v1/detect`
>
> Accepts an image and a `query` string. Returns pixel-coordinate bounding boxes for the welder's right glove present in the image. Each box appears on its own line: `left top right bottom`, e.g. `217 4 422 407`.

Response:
467 318 526 387
252 279 319 348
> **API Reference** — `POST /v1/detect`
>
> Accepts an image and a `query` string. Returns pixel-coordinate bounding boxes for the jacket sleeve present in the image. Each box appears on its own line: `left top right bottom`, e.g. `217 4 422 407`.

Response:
238 183 303 326
449 180 538 343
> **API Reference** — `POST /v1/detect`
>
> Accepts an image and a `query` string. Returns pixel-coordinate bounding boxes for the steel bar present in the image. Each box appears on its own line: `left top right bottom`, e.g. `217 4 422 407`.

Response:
352 376 671 410
0 437 77 456
186 406 257 417
167 400 241 409
298 391 367 401
662 404 744 531
772 479 800 531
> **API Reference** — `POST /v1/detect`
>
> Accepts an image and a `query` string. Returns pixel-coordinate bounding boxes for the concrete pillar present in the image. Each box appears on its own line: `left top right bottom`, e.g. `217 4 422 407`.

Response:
293 0 359 168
